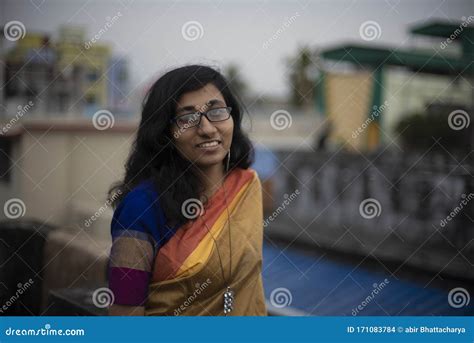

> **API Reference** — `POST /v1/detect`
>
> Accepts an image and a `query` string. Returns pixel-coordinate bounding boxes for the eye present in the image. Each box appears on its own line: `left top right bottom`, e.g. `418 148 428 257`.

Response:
177 113 199 127
208 107 230 120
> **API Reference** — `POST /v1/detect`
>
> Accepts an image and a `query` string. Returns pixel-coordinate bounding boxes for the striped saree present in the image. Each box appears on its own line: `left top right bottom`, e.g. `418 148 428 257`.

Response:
109 168 267 316
146 168 267 316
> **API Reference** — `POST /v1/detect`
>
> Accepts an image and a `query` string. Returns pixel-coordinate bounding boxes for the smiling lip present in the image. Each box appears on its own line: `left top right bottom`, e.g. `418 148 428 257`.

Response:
196 140 221 150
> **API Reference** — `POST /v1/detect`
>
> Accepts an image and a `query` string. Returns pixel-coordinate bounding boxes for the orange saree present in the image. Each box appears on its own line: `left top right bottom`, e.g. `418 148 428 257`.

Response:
144 168 267 316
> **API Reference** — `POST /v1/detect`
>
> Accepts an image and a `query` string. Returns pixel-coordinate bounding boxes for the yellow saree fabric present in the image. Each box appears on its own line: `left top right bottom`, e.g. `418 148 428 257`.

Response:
145 168 267 316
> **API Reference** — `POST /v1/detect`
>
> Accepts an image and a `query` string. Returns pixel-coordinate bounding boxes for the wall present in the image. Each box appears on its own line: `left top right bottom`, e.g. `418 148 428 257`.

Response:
0 120 136 240
265 149 474 279
325 71 373 150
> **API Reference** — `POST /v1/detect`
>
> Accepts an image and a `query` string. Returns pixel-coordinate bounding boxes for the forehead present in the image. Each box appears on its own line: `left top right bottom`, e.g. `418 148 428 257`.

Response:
176 83 225 110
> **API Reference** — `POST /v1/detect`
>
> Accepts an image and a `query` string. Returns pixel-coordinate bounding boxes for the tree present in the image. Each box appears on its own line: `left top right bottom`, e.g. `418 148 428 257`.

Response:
286 46 319 108
223 63 248 99
394 108 470 153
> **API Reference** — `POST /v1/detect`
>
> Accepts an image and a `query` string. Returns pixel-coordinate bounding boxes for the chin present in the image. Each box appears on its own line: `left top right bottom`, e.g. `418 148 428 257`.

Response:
194 155 225 168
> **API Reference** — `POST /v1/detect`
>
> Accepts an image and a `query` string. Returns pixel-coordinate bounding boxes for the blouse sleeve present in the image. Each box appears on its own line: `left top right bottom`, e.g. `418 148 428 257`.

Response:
108 190 161 306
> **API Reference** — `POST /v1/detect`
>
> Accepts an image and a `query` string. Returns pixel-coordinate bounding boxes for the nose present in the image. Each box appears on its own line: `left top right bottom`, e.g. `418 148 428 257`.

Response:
197 114 217 135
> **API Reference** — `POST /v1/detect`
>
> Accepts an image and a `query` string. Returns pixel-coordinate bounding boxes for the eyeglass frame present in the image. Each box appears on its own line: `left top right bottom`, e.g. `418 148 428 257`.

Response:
170 106 232 129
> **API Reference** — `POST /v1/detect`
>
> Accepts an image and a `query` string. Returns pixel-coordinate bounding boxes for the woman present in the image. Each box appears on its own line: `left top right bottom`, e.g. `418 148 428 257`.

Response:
107 65 267 316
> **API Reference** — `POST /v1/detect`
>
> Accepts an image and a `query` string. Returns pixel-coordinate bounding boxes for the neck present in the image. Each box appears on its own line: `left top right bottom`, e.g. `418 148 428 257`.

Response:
197 163 226 201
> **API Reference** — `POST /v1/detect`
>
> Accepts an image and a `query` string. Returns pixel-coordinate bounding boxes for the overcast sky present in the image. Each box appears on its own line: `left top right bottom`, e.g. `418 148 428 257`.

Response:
1 0 471 98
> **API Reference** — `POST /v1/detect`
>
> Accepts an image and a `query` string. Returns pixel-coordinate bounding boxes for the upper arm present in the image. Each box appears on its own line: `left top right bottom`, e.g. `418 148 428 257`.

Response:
108 190 162 312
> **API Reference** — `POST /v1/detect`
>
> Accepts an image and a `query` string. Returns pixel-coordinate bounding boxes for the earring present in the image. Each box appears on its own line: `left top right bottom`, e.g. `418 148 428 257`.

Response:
226 150 231 172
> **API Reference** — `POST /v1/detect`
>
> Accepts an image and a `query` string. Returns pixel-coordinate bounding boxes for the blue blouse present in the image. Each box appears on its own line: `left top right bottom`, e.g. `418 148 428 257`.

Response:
108 180 178 306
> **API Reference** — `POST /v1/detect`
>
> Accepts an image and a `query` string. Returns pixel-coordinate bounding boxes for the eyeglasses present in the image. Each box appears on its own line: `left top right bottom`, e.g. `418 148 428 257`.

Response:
171 107 232 129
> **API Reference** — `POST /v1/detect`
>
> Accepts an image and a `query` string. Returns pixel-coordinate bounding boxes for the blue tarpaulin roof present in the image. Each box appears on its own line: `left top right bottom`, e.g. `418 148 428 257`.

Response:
262 242 474 316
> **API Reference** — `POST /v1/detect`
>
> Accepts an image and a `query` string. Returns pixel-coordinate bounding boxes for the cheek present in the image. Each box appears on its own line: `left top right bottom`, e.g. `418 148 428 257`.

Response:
171 134 191 155
222 119 234 138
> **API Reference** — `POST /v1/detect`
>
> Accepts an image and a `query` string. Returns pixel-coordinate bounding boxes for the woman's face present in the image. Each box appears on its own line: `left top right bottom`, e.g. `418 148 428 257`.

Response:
171 83 234 170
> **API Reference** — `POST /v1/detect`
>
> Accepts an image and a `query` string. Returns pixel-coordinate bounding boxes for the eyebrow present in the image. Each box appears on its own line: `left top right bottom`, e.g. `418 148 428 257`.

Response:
176 99 225 114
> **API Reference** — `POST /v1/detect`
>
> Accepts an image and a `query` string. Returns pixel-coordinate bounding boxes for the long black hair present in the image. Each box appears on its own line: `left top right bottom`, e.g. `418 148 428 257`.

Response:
108 65 254 227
